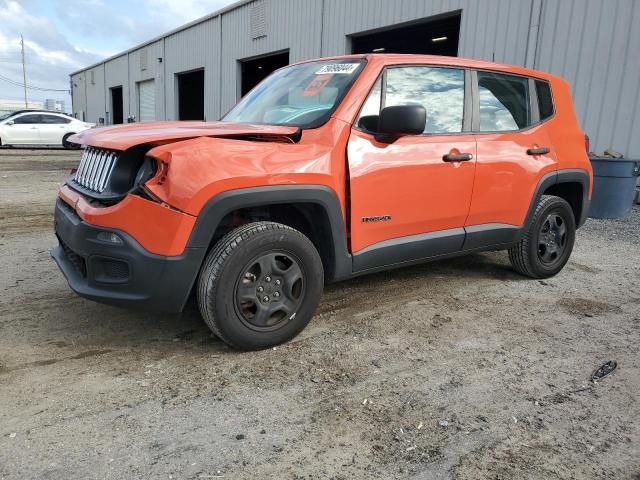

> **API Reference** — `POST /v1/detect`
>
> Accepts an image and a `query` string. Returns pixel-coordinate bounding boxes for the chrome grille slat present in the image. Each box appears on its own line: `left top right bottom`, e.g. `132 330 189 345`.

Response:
97 153 111 192
101 154 117 193
91 151 105 191
77 150 89 184
83 149 94 184
88 151 100 189
99 152 112 192
73 147 120 194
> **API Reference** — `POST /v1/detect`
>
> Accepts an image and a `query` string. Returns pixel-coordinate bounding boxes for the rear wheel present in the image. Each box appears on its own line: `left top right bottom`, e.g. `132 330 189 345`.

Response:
62 133 79 149
508 195 576 278
197 222 324 349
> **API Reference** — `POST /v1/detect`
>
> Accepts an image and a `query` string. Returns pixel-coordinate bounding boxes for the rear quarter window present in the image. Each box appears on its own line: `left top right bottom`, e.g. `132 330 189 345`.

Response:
535 80 554 120
477 71 531 132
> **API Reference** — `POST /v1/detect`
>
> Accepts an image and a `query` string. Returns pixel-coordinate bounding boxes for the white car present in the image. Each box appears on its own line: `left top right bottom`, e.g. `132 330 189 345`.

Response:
0 110 94 149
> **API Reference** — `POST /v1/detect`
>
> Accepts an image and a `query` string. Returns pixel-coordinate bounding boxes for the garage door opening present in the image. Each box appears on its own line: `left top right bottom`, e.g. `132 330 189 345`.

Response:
110 86 123 125
240 50 289 97
137 79 155 123
177 69 205 120
350 12 461 56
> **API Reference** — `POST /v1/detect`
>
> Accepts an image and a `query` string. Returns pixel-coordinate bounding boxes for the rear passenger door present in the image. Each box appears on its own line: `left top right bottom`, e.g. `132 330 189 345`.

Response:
39 114 71 145
348 65 476 270
466 71 557 230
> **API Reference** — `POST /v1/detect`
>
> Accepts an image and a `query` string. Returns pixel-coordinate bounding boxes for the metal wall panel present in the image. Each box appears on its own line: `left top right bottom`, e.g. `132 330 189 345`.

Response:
457 0 535 66
535 0 639 157
104 55 129 123
219 0 323 114
70 73 86 121
164 17 220 121
128 40 164 122
321 0 464 56
84 65 105 124
321 0 534 65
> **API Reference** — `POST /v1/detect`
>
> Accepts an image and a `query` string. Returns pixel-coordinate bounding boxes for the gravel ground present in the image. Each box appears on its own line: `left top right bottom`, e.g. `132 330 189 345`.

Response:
1 149 639 479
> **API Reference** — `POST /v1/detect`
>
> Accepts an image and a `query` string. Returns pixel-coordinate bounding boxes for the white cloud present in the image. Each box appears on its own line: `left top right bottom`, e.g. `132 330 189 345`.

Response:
0 0 234 110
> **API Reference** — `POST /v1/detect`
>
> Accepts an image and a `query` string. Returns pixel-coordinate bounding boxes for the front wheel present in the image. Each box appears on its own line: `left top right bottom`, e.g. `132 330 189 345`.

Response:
508 195 576 278
197 222 324 350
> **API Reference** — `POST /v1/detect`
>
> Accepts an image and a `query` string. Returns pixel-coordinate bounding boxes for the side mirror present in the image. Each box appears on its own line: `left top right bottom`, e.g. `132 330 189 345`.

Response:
6 120 14 126
375 104 426 142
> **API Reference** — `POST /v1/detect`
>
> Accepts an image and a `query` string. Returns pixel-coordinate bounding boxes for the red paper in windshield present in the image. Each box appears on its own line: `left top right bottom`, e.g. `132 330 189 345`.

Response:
302 74 333 96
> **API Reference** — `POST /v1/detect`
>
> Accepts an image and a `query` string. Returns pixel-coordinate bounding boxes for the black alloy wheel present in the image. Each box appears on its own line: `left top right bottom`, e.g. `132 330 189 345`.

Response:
537 212 568 266
235 251 305 331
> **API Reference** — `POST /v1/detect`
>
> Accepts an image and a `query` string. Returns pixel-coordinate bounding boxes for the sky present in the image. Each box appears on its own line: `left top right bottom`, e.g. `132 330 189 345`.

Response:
0 0 235 111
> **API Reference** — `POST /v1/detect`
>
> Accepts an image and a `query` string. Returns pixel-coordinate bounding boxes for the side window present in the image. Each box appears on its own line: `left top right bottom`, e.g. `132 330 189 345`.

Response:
535 80 554 121
42 115 70 124
356 66 465 134
13 114 42 125
477 72 530 132
385 67 464 134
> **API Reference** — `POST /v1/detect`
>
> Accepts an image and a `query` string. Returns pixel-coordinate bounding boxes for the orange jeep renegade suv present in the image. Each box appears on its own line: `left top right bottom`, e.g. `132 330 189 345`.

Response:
53 55 592 349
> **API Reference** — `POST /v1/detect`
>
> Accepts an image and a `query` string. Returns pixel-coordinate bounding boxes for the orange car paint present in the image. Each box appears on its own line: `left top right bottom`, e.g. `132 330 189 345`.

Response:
63 54 592 257
58 184 196 256
348 129 477 252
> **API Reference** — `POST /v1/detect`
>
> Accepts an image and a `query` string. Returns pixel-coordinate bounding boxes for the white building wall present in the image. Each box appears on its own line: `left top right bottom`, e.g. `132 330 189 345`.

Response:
164 17 220 121
104 55 128 123
219 0 323 114
84 64 105 123
128 40 164 122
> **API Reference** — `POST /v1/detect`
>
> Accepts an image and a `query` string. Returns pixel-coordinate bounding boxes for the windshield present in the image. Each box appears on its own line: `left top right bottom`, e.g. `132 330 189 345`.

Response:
224 59 366 128
0 112 14 122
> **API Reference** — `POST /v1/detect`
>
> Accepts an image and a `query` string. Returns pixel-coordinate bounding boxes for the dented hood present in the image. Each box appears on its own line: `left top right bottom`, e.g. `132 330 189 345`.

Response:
69 121 301 150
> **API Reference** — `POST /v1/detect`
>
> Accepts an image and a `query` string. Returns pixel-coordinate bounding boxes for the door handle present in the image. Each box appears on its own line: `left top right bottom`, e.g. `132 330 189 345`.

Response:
443 153 473 162
526 147 550 155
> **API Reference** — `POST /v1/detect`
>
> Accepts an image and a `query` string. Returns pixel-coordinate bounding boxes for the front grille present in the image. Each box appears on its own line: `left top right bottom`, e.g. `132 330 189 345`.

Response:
73 147 119 193
59 238 87 277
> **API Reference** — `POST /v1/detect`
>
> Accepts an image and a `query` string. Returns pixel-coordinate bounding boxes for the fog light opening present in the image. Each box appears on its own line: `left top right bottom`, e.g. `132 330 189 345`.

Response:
97 231 123 245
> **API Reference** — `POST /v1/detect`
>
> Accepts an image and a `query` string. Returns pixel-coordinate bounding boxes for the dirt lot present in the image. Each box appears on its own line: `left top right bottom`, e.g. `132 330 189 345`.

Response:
1 148 639 479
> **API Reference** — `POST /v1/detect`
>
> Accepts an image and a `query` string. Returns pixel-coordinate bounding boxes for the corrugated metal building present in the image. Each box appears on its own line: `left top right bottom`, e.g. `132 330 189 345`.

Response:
70 0 640 157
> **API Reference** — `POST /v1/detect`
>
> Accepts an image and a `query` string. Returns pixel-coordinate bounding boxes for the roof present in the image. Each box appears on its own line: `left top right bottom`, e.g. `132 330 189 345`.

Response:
4 109 71 117
70 0 254 76
292 53 560 82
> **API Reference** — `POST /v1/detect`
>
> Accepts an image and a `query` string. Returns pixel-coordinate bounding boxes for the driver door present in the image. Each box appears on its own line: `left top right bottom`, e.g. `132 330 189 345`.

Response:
348 66 476 271
6 114 42 144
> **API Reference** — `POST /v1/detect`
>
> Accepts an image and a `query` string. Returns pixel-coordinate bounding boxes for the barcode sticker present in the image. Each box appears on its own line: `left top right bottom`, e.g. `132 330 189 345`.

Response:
315 63 359 75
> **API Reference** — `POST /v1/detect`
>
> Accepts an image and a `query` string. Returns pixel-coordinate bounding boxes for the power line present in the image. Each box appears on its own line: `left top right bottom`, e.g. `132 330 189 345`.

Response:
0 73 69 92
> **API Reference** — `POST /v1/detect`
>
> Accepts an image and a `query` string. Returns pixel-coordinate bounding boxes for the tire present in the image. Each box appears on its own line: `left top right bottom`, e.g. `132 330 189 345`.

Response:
197 221 324 350
508 195 576 278
62 133 79 149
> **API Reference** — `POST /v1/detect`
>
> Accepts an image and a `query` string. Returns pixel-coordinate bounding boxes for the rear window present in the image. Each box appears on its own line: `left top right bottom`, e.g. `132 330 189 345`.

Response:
41 114 71 124
478 71 531 132
535 80 554 120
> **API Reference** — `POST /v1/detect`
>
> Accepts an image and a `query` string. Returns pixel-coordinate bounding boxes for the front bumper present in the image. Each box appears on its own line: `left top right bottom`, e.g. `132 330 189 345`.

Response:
51 198 203 312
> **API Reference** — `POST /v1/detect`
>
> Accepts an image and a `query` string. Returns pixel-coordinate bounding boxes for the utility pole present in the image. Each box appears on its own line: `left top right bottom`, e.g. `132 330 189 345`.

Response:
20 34 28 108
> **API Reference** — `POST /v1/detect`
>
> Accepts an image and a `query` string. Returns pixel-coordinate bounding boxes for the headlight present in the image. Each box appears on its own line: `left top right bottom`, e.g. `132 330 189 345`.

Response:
134 156 158 187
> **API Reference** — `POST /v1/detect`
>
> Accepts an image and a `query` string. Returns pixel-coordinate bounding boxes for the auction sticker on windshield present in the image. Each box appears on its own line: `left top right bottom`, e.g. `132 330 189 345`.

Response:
315 63 360 75
303 74 333 96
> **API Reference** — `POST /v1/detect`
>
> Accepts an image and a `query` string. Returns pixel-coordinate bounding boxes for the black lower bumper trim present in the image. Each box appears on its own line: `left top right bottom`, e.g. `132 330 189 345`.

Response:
51 199 203 312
